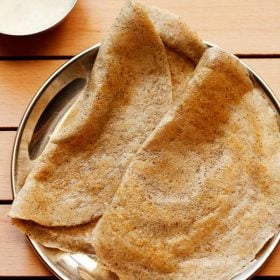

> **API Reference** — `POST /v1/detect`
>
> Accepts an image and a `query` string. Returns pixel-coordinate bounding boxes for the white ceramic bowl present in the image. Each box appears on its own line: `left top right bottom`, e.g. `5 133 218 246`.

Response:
0 0 77 36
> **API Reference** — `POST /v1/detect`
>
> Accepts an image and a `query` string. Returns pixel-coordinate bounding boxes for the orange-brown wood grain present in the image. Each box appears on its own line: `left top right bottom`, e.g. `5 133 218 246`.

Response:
0 0 279 57
242 59 280 100
0 60 65 127
258 246 280 276
0 131 16 201
0 59 279 128
0 205 51 276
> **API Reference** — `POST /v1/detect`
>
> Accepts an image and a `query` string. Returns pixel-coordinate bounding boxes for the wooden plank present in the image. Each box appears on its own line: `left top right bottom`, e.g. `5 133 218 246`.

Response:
0 205 50 276
258 245 280 276
0 59 279 200
0 131 16 201
0 58 279 128
0 60 65 127
242 59 280 99
0 204 279 276
0 0 279 56
0 59 277 132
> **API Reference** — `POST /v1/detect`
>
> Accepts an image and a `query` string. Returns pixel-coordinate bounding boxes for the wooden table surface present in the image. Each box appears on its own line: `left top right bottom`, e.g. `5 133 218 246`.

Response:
0 0 279 278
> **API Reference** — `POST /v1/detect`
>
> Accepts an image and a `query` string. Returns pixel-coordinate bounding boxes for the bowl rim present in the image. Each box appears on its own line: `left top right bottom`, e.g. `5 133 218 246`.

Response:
0 0 77 36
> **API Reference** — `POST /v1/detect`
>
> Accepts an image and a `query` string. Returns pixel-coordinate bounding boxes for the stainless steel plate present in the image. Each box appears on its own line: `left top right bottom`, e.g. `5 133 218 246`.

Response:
11 43 280 280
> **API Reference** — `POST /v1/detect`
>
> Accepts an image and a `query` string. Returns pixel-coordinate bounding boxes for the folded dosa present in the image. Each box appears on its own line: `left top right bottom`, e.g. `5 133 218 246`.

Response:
93 47 280 279
9 0 206 251
12 218 97 254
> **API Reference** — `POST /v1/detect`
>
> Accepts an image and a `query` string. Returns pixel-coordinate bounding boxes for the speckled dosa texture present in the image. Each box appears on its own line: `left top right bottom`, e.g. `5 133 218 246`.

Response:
8 1 280 278
93 48 280 279
9 0 206 252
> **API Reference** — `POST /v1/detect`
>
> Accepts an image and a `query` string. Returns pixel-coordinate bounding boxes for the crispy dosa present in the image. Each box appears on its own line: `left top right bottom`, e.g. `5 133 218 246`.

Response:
12 218 97 254
10 0 174 227
93 47 280 279
9 0 206 251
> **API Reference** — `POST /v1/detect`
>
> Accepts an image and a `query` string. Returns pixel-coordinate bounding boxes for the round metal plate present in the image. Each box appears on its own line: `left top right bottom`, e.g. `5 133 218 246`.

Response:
11 42 280 280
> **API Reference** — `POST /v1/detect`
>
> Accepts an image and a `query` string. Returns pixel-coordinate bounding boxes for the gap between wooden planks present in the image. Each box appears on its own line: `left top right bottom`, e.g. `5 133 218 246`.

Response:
0 0 279 57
